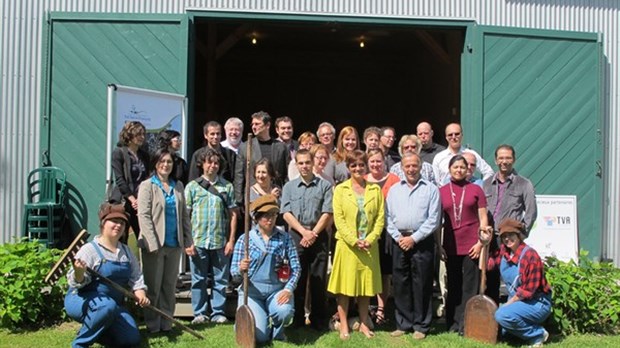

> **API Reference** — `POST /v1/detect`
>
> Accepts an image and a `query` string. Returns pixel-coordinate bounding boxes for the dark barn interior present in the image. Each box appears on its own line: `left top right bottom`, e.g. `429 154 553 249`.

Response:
190 18 464 149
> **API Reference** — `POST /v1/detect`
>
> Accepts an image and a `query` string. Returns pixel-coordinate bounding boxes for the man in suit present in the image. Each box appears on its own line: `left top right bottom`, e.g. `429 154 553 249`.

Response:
275 116 298 161
234 111 290 205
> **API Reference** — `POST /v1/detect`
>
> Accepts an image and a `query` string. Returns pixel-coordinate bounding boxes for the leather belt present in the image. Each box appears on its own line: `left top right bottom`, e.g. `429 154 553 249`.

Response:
399 229 414 236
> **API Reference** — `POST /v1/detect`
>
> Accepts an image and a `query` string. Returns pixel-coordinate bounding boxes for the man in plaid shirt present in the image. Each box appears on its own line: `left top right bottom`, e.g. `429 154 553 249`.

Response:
185 148 238 325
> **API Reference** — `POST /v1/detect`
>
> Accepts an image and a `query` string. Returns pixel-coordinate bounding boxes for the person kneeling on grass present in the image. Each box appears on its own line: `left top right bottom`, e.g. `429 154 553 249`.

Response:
231 194 301 343
64 203 150 348
480 218 552 347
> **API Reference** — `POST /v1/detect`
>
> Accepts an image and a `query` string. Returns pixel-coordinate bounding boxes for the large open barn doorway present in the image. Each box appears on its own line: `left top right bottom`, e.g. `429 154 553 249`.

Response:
189 16 465 149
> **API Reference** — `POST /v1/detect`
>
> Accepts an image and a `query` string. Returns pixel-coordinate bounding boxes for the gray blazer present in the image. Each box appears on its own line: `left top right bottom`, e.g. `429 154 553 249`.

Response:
137 179 193 252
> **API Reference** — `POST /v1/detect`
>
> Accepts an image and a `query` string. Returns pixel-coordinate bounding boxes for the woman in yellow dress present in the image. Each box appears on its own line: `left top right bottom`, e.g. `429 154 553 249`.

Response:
327 150 384 340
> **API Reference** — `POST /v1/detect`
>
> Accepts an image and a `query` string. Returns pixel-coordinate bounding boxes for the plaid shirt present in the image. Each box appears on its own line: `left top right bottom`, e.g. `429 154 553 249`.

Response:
230 228 301 292
185 176 235 249
488 243 551 300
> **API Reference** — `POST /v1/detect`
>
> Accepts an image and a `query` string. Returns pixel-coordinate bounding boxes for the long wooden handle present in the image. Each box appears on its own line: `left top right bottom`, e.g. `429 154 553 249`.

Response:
243 133 253 306
86 266 204 340
479 243 489 295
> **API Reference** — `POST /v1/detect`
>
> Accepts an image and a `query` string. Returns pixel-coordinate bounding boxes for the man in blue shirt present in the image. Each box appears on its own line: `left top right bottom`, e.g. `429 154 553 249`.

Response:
386 153 441 340
281 149 333 330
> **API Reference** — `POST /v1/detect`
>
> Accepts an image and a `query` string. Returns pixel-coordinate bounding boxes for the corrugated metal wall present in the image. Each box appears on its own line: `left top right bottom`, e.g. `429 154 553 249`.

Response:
1 0 619 263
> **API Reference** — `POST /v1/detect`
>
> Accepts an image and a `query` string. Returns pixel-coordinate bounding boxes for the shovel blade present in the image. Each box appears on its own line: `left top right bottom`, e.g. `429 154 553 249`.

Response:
464 294 498 344
235 305 256 348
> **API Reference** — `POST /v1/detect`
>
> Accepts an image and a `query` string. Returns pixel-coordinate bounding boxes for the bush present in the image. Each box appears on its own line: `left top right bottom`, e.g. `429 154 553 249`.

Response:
545 250 620 335
0 239 67 329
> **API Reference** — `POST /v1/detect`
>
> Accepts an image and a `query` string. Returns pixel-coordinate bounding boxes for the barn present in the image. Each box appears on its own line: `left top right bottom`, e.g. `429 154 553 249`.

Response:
1 1 618 264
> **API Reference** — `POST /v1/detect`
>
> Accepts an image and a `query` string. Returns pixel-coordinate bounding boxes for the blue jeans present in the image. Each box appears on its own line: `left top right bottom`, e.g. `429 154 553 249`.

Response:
190 247 230 318
238 287 294 343
64 291 140 348
495 294 552 344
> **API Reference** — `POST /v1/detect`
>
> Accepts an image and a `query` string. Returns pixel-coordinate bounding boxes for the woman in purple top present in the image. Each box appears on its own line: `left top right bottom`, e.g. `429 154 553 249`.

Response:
439 155 490 334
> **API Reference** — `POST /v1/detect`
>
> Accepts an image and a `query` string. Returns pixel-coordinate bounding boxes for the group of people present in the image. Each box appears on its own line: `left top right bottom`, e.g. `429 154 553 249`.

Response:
64 112 552 347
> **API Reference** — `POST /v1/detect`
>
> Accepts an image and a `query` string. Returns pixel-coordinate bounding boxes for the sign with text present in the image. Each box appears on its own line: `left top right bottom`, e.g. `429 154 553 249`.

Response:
525 195 578 262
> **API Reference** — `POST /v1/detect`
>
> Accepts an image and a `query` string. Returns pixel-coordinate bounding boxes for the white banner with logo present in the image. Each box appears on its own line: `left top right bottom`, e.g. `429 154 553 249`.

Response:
105 84 187 186
525 195 578 262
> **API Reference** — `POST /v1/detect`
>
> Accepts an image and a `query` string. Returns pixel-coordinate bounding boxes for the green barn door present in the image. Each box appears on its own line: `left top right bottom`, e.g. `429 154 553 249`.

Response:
462 25 603 257
42 13 189 235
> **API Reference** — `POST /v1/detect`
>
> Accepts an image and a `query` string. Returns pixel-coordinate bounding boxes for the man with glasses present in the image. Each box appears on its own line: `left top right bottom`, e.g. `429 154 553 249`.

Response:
483 144 537 303
390 135 436 185
316 122 337 181
416 122 445 164
432 123 493 186
380 126 400 169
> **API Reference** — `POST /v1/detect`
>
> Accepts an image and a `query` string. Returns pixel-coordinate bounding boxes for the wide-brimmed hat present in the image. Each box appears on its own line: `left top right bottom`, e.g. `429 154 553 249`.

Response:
98 203 129 223
250 194 280 214
498 218 524 237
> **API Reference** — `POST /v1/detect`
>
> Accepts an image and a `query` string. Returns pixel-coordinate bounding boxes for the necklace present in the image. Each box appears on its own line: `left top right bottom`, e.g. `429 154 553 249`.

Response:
449 182 466 228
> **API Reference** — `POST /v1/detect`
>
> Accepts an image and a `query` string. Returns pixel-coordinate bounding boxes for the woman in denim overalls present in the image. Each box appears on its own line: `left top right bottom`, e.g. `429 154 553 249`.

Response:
481 218 552 347
231 194 301 343
64 203 150 348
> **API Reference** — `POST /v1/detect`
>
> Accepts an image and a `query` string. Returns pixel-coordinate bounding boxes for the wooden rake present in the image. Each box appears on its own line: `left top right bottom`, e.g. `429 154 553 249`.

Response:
45 229 204 340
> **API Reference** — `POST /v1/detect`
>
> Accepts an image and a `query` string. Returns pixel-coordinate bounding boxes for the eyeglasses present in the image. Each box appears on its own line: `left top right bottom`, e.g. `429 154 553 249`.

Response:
382 135 395 139
447 132 461 138
319 132 334 137
262 212 278 220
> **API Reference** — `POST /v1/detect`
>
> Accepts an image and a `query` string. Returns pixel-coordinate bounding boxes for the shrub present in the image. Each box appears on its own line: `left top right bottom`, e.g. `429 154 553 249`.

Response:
545 250 620 335
0 239 67 329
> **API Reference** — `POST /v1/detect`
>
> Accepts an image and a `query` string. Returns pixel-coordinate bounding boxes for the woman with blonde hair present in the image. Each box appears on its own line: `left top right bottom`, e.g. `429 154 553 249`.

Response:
333 126 360 184
288 131 318 180
390 134 436 185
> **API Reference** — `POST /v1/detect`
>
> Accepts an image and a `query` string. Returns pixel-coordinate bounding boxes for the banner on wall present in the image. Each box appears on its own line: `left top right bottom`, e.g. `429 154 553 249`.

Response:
106 84 187 186
525 195 579 262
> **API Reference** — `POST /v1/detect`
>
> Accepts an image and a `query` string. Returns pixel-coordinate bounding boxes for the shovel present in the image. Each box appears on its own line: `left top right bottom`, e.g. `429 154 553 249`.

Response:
235 133 256 348
464 243 498 344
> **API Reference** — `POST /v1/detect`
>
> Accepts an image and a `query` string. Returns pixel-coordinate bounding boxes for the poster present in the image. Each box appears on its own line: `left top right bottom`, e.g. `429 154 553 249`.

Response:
525 195 579 262
106 84 187 184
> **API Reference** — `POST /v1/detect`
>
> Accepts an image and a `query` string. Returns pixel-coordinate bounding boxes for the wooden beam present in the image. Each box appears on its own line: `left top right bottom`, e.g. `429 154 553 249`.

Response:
415 30 451 65
216 24 252 60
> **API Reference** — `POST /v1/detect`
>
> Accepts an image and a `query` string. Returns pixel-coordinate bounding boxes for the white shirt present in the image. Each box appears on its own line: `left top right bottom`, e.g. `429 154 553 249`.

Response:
432 146 494 186
221 139 242 154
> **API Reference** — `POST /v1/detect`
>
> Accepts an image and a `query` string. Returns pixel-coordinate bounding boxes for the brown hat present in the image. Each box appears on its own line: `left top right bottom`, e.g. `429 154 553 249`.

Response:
498 218 524 237
99 203 129 223
250 194 280 214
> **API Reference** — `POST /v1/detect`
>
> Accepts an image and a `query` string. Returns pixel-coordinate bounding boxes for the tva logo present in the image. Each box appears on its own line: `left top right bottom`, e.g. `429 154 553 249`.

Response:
543 216 571 226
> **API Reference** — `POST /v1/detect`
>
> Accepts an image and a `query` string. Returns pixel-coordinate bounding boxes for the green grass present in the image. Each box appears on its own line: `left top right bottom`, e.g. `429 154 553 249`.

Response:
2 321 620 348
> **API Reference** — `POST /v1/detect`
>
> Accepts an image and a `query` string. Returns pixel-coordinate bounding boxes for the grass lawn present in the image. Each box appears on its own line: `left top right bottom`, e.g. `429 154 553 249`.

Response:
2 320 620 348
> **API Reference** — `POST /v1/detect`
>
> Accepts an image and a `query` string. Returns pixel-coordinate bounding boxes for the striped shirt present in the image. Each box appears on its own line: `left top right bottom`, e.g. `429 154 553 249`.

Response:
185 176 236 249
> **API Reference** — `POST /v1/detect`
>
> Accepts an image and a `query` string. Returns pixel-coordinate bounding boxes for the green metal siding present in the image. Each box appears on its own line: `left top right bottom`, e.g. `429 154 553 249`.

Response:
43 14 188 235
463 26 602 257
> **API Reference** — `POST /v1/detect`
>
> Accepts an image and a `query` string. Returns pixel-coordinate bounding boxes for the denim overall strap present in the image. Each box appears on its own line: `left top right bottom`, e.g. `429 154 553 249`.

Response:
500 245 530 298
82 242 133 304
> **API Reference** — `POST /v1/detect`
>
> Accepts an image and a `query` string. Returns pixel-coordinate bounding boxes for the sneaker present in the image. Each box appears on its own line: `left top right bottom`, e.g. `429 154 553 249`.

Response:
529 329 549 347
412 331 427 340
191 315 209 325
211 315 229 324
